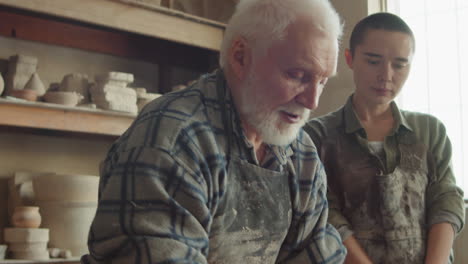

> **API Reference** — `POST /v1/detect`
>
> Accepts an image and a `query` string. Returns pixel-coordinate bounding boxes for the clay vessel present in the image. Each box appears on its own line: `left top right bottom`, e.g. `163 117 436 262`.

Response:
24 72 46 96
0 244 6 260
11 206 42 228
43 91 83 106
0 74 4 96
10 89 38 102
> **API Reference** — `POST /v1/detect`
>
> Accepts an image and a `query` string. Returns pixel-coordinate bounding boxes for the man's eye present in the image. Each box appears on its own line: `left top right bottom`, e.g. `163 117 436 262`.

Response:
367 60 379 65
287 70 305 80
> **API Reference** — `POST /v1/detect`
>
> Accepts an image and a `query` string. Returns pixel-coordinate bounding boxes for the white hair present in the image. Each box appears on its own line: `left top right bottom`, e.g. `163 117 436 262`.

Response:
219 0 343 68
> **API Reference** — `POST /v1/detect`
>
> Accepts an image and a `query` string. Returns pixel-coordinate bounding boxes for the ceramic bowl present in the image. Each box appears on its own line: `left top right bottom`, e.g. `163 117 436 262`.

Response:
10 89 38 101
43 91 83 106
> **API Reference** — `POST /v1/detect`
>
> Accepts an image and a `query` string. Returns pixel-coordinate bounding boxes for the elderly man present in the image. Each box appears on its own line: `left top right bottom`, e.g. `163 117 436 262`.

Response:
82 0 346 263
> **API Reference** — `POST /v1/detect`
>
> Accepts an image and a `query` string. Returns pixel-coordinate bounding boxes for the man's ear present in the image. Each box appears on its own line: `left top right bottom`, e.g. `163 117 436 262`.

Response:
344 48 353 69
228 37 252 81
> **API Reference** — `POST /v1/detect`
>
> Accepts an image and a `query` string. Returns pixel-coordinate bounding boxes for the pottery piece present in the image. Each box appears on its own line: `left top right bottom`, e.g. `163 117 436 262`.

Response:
32 173 99 202
0 245 6 260
4 228 49 243
48 248 61 258
43 91 83 106
24 72 46 96
8 241 48 252
134 87 147 97
95 71 134 86
10 89 38 101
59 249 72 259
90 83 138 113
11 206 42 228
37 200 97 256
10 249 49 260
59 73 90 103
90 72 138 113
7 172 50 223
5 54 38 94
0 74 4 96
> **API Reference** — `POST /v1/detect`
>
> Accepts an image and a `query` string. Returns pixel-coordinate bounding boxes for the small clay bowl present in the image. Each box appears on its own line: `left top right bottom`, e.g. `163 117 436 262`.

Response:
43 91 82 106
10 89 38 101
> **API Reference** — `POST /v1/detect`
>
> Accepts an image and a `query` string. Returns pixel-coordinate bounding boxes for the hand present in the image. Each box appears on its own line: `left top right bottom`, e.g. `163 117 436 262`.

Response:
424 223 454 264
343 236 373 264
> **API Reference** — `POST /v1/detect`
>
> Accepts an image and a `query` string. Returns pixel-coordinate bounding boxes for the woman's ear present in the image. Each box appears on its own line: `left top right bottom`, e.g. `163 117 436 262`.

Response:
228 36 252 81
344 48 353 69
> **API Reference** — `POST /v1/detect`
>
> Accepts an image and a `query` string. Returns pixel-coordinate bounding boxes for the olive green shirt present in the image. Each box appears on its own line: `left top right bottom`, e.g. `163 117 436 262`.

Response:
305 96 465 241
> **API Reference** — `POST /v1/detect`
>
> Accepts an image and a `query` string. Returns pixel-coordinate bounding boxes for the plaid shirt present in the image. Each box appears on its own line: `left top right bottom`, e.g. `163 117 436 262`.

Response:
82 70 346 264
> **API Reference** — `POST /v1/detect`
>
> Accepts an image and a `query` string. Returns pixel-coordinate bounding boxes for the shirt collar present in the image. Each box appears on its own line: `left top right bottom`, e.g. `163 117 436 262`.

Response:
343 94 413 135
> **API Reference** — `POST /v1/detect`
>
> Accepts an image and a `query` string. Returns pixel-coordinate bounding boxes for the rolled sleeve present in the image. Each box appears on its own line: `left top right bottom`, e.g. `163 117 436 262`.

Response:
425 117 465 235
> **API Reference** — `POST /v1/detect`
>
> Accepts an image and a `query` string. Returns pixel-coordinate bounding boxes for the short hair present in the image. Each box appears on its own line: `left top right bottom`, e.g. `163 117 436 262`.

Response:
349 12 415 56
219 0 343 68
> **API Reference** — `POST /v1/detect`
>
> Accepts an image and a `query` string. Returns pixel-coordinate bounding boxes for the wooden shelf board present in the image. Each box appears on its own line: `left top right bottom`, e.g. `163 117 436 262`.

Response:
0 98 135 136
0 257 79 263
0 0 225 51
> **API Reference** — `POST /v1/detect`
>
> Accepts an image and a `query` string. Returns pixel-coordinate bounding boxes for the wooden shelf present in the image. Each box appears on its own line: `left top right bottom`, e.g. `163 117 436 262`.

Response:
0 98 135 137
0 258 79 264
0 0 225 51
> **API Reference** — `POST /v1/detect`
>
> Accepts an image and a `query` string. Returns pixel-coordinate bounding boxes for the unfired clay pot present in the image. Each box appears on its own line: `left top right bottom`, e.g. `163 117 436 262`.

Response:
0 74 4 96
43 91 83 106
0 244 6 260
24 72 46 96
10 89 38 101
11 206 42 228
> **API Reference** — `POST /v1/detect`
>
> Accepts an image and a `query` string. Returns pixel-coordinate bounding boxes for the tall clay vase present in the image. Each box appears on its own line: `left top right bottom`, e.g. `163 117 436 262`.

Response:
11 206 42 228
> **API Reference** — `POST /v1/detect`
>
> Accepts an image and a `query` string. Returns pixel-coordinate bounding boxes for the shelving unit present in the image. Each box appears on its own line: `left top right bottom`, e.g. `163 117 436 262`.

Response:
0 0 225 136
0 2 224 263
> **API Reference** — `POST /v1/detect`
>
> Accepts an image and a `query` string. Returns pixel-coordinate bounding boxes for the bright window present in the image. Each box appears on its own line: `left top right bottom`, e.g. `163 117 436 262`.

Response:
388 0 468 198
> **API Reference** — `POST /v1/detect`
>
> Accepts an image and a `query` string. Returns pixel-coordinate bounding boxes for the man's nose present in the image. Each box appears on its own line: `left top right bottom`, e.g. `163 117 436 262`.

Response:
295 81 322 110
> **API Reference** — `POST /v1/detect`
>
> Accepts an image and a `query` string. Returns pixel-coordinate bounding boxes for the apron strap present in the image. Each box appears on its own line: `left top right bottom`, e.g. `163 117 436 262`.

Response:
215 70 233 168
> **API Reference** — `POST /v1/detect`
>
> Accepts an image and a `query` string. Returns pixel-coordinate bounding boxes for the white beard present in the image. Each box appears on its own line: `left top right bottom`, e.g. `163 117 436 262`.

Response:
238 74 310 146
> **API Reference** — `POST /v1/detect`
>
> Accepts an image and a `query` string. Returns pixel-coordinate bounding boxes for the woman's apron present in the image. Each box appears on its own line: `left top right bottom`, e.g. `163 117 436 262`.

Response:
333 135 432 263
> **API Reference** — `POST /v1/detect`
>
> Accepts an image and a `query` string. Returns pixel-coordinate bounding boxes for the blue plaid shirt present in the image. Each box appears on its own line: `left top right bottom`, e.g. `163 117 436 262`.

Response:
82 70 346 264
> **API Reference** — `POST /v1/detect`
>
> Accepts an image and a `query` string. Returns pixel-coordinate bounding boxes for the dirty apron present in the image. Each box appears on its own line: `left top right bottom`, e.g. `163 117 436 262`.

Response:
333 136 433 263
206 72 292 264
